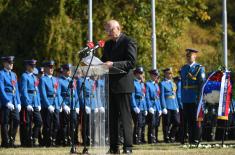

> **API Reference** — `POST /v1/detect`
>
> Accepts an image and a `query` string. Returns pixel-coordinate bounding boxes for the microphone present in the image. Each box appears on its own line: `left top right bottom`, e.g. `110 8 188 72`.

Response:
89 40 105 52
76 41 94 54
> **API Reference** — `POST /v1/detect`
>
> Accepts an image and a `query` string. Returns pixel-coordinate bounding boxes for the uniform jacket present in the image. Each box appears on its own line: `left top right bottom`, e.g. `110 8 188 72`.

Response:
0 69 21 107
160 79 179 110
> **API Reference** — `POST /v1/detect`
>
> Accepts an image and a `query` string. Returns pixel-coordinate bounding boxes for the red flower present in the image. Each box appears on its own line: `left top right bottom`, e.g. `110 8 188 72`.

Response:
54 81 58 90
35 79 40 87
11 80 16 86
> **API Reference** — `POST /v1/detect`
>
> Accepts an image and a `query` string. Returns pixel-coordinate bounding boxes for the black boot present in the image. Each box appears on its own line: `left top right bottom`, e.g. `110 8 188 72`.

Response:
9 137 16 147
151 128 156 144
137 127 142 144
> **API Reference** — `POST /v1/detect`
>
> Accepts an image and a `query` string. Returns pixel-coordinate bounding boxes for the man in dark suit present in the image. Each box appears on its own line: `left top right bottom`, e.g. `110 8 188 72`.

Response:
101 20 137 154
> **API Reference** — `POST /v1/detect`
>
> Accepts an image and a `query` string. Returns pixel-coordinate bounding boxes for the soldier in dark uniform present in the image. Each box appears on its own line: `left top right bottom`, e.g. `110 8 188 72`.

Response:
180 48 206 145
0 56 21 147
20 60 42 147
39 60 62 146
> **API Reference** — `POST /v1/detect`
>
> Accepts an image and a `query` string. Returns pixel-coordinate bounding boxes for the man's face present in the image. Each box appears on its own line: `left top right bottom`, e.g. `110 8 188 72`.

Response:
45 66 54 75
105 23 121 40
165 71 173 79
26 65 35 73
135 72 143 80
3 62 13 70
63 69 71 77
186 52 197 63
150 74 158 81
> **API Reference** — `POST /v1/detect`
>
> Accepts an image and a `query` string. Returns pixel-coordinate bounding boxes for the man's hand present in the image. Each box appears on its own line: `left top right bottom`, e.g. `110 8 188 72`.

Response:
103 61 113 68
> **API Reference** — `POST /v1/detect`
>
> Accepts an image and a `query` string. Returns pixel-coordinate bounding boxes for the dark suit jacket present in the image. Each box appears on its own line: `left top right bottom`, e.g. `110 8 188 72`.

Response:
101 33 137 94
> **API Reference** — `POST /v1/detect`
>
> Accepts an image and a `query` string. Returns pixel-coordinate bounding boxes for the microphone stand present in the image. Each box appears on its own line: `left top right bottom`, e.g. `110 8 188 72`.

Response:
80 52 96 154
65 50 96 154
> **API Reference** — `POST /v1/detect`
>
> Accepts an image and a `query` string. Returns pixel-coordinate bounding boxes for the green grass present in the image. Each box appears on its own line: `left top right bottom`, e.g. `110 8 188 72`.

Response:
0 143 235 155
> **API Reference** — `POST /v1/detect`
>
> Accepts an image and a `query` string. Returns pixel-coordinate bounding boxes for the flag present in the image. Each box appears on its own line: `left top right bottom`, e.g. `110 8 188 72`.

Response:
218 71 232 120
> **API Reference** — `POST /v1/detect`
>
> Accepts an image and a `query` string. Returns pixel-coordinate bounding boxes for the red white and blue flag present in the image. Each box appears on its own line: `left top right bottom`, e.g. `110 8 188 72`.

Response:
218 71 232 120
197 70 232 121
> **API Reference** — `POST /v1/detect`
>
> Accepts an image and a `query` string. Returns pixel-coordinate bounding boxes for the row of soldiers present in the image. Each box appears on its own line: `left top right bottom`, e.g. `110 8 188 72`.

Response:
130 48 205 145
1 48 235 148
130 48 235 145
0 56 107 147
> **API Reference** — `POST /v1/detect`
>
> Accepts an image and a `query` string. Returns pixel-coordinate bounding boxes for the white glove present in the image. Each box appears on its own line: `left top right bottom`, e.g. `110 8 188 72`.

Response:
162 108 168 115
85 106 91 114
76 108 80 114
159 110 162 116
60 107 62 112
99 107 105 113
6 102 14 111
38 106 41 111
144 110 148 116
17 104 21 112
63 105 70 114
149 107 154 114
176 108 179 113
48 105 55 113
94 108 99 113
134 107 140 114
27 105 34 112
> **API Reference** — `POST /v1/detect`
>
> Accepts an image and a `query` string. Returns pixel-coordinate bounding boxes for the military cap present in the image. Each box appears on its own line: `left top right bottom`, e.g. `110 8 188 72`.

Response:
61 63 72 71
24 59 37 66
134 66 144 74
1 56 15 63
163 67 173 73
42 60 55 67
149 69 159 76
185 48 199 53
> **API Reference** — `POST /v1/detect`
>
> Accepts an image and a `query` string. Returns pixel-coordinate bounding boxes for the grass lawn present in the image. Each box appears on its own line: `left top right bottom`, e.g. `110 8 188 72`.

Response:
0 142 235 155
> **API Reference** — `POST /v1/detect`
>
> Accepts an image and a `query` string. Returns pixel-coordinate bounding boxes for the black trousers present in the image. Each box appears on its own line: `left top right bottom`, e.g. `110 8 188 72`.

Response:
132 110 146 144
162 109 180 141
41 108 60 146
109 93 133 151
81 110 90 145
183 103 200 143
1 107 20 146
20 107 42 146
60 110 77 145
147 112 159 143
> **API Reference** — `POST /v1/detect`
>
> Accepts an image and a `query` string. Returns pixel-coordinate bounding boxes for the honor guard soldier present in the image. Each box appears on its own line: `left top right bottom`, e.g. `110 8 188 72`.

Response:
0 56 21 147
20 59 42 147
145 69 162 144
173 76 184 142
77 76 94 146
180 48 206 144
131 66 147 144
39 60 62 146
160 68 180 143
59 64 79 146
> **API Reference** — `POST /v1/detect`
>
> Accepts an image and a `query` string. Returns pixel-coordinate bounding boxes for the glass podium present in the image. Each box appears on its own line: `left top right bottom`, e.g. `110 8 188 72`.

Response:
71 64 125 154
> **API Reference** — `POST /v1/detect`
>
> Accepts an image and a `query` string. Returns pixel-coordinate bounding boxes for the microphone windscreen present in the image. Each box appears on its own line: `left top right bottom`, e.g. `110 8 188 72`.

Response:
98 40 105 48
87 41 94 49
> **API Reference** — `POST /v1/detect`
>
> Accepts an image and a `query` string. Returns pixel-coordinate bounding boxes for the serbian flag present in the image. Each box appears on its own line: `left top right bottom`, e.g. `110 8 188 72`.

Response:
196 71 220 121
218 71 232 120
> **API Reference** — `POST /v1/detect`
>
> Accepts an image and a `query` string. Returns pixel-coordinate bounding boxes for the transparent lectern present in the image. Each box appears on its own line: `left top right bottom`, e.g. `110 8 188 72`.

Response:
71 64 125 154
